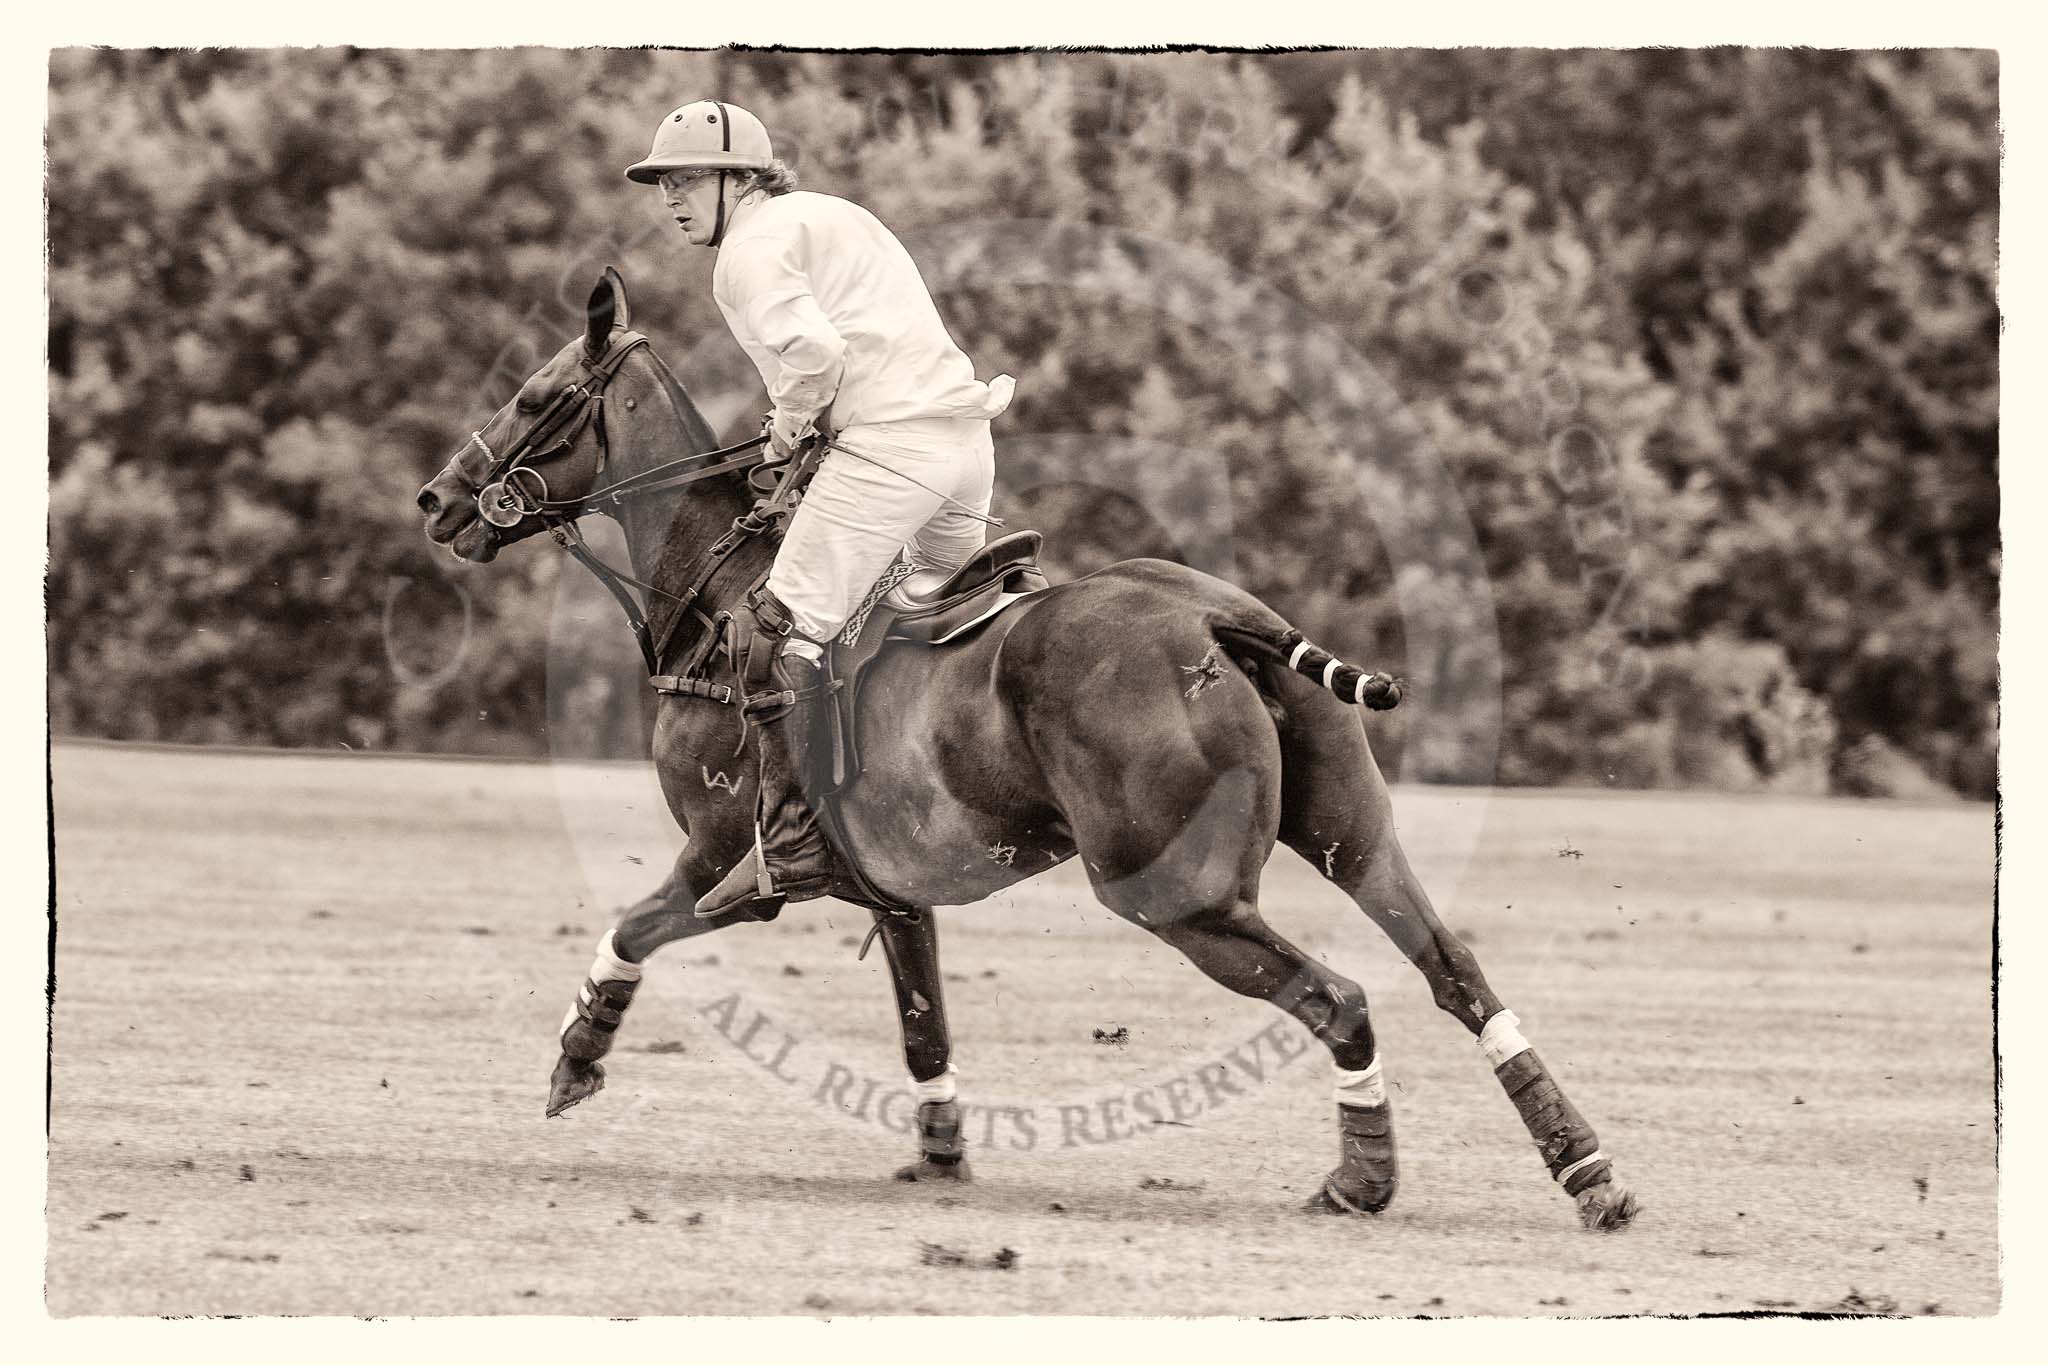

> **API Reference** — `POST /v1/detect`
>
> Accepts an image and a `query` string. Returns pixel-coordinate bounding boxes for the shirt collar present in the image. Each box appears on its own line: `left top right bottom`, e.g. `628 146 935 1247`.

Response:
720 188 774 246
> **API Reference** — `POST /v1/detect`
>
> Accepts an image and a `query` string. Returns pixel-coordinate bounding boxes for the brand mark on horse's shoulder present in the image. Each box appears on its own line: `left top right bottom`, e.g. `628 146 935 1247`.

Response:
702 766 746 796
987 841 1017 866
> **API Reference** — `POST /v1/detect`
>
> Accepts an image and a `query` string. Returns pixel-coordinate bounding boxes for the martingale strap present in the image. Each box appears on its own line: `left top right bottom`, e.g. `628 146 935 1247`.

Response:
640 441 830 670
551 523 667 677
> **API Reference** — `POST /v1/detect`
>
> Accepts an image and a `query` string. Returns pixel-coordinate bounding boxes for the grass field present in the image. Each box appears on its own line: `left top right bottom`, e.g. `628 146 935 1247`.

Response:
47 741 1997 1317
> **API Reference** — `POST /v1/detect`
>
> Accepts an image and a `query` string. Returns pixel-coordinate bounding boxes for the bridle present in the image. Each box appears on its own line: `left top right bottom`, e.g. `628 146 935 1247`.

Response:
467 329 774 528
453 326 788 678
466 330 640 526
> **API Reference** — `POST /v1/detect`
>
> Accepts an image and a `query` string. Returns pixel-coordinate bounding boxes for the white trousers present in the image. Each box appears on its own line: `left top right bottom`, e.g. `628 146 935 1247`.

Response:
767 415 996 645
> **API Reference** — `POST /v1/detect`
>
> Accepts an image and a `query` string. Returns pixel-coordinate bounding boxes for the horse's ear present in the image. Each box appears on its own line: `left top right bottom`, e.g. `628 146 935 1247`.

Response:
584 267 629 356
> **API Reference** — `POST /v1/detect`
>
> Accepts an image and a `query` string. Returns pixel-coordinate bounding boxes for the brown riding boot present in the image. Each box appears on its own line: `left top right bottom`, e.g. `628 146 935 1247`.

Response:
695 650 836 918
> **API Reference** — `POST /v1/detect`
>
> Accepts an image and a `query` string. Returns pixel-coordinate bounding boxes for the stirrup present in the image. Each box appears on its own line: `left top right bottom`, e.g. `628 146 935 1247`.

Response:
694 846 827 920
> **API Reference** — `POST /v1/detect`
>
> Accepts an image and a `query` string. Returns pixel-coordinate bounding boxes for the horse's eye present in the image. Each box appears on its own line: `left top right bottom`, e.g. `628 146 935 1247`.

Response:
516 395 545 414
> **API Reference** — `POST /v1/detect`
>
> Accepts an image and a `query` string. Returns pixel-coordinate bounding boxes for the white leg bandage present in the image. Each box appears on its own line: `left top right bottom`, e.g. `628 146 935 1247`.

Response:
1556 1149 1609 1189
912 1063 958 1105
1333 1055 1387 1108
588 929 644 985
1478 1010 1532 1069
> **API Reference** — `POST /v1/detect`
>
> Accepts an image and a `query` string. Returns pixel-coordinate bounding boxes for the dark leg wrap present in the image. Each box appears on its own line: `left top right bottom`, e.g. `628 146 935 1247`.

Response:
561 977 639 1064
916 1099 967 1165
1320 1100 1397 1213
895 1098 972 1182
1495 1049 1610 1195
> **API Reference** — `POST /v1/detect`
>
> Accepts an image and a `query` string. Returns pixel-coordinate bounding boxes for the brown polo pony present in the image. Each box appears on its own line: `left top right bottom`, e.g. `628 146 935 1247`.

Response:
416 270 1638 1229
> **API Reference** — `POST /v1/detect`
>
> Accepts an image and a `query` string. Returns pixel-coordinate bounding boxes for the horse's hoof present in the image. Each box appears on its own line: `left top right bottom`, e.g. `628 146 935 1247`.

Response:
545 1056 605 1118
1306 1177 1394 1216
894 1157 973 1183
1574 1179 1640 1230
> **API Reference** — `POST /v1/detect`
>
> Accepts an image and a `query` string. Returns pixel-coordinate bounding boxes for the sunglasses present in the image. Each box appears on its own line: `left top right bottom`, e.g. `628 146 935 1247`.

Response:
657 169 724 195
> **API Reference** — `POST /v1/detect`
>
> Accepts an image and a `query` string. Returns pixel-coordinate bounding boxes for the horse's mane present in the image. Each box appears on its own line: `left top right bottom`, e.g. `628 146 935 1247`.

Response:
633 340 779 667
638 343 722 457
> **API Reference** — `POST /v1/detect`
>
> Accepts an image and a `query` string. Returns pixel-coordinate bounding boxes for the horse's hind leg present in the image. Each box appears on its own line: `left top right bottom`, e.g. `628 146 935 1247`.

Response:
1074 764 1397 1212
547 847 755 1118
1350 843 1637 1228
867 910 970 1182
1277 720 1638 1228
1054 665 1398 1213
1125 898 1399 1214
1146 900 1400 1211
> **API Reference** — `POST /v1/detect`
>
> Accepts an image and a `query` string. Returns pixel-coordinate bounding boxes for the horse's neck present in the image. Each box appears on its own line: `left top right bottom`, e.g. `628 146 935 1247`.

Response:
610 466 753 593
603 351 780 655
603 354 745 576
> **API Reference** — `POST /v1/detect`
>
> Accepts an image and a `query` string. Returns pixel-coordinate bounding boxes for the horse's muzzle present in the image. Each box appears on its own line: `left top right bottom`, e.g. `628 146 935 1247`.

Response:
417 460 480 543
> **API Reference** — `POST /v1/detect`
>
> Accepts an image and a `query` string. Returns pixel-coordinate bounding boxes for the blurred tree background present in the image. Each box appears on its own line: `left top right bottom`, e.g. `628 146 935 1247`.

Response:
46 48 1997 796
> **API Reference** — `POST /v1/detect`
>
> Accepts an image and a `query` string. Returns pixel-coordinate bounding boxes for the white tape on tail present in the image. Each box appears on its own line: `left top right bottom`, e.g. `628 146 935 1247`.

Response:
912 1062 958 1105
1287 639 1314 670
1478 1010 1532 1068
1333 1055 1387 1108
588 929 644 985
1321 658 1342 690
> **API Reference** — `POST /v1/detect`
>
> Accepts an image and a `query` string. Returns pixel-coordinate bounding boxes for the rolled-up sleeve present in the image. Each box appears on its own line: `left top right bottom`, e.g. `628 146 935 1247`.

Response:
722 231 847 428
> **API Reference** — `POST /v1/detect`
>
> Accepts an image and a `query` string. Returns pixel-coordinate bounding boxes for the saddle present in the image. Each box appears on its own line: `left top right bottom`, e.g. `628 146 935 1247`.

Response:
821 530 1049 794
650 529 1048 918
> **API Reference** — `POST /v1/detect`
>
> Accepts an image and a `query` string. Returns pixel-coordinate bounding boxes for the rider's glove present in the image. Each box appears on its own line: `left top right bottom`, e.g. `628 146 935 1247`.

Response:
763 409 815 460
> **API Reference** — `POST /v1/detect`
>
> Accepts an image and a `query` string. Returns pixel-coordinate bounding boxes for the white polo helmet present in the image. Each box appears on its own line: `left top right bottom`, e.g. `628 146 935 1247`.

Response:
624 99 774 183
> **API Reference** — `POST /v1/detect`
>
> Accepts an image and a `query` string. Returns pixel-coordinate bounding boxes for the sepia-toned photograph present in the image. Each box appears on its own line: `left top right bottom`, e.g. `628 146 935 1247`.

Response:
44 42 1999 1319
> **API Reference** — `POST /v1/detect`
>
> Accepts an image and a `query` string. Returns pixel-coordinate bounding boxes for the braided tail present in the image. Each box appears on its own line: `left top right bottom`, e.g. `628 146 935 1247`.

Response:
1217 623 1402 711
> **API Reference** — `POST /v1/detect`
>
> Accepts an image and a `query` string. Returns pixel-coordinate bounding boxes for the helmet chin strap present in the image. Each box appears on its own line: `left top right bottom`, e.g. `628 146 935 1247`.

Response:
707 175 769 249
708 170 730 247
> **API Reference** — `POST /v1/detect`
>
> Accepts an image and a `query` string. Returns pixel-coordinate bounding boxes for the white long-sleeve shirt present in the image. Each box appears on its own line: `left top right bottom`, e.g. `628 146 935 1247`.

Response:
711 190 1014 434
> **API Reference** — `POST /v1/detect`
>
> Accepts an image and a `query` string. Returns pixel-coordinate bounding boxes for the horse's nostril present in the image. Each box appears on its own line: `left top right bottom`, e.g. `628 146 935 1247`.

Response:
417 487 440 517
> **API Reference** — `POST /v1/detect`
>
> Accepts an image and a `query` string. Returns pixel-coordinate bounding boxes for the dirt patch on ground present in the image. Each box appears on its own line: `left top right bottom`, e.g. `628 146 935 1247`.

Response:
47 745 1997 1316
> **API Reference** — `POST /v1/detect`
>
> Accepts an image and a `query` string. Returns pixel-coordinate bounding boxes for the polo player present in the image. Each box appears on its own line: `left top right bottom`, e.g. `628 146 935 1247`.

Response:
626 99 1016 920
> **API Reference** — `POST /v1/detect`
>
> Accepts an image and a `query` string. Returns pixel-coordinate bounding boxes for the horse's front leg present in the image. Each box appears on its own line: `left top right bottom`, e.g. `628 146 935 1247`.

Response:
867 909 971 1182
546 848 760 1117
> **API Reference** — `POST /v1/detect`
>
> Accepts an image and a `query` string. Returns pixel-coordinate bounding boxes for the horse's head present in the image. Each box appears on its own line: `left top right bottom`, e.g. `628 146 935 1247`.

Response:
418 268 641 563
